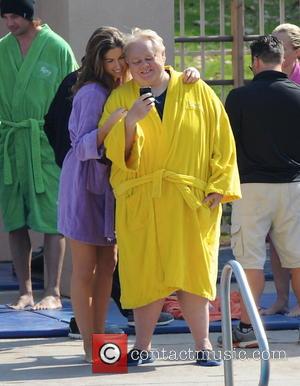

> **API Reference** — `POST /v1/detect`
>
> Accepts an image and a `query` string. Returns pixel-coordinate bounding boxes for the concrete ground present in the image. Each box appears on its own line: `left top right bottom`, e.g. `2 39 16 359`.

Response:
1 286 300 386
0 330 300 386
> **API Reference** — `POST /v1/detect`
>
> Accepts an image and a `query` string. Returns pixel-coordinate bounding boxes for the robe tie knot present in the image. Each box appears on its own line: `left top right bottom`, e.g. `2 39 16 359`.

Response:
114 169 207 210
0 118 45 193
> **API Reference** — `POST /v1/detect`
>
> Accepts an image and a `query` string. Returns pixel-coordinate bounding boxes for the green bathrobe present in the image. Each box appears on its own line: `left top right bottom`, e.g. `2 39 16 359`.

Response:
0 24 77 232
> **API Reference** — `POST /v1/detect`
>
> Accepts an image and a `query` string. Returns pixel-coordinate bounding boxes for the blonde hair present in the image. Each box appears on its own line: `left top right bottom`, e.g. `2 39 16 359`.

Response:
124 27 165 57
272 23 300 50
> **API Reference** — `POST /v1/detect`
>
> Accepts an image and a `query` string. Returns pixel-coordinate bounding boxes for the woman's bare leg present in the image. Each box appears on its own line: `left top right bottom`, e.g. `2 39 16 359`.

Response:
69 239 97 361
92 245 117 333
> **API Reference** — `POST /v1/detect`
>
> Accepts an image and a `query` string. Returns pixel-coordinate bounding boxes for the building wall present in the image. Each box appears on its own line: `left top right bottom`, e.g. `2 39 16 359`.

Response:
0 0 174 63
68 0 174 64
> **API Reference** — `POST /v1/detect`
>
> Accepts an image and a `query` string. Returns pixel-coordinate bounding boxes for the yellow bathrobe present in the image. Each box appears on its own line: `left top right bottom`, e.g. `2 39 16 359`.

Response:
101 66 241 309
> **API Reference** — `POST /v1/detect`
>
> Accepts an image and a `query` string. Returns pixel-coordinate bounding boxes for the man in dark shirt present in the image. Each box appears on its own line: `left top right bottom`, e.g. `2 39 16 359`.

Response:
222 35 300 348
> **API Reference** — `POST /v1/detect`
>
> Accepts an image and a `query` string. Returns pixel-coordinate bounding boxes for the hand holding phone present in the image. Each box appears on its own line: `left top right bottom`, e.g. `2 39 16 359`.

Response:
125 87 154 127
139 87 152 99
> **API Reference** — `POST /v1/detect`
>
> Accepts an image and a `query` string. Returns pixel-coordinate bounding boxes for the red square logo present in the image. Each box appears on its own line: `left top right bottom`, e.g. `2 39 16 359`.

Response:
92 334 128 373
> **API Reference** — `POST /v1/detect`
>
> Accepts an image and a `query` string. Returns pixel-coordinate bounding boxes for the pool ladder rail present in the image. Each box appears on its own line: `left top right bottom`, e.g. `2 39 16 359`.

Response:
220 260 270 386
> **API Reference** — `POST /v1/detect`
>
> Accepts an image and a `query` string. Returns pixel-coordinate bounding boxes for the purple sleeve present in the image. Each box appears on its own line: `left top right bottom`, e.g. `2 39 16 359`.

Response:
70 85 108 161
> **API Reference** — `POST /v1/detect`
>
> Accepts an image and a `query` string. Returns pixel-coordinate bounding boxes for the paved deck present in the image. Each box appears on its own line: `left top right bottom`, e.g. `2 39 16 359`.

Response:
1 286 300 386
0 330 300 386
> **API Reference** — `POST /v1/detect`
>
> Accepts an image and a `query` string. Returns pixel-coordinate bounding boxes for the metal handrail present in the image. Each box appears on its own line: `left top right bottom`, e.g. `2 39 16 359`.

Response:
220 260 270 386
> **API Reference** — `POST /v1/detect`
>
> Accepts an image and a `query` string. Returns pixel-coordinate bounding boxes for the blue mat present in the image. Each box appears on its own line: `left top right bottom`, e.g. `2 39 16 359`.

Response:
0 250 273 292
0 262 43 291
0 305 69 338
1 293 299 338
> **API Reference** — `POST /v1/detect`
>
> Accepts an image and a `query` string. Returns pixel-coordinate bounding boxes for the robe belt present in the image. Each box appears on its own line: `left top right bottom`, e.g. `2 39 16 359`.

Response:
113 169 207 210
1 118 45 193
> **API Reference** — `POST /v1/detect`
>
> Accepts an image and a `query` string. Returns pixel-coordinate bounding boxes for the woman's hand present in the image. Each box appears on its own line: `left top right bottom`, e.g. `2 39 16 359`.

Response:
182 67 201 83
97 108 127 147
125 93 155 128
203 193 223 209
106 107 127 128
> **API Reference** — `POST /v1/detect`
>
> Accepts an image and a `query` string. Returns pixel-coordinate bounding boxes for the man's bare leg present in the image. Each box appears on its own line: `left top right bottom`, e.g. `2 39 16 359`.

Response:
177 291 212 351
33 233 65 310
240 269 265 324
133 299 165 351
287 268 300 317
260 242 290 315
8 227 34 309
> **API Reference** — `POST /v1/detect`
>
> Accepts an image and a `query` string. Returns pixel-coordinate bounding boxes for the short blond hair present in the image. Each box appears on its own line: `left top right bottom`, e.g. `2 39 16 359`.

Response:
272 23 300 50
124 27 165 57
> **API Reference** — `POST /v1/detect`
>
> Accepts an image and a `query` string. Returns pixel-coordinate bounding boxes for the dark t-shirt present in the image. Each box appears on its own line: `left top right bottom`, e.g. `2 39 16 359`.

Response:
155 88 167 119
225 71 300 183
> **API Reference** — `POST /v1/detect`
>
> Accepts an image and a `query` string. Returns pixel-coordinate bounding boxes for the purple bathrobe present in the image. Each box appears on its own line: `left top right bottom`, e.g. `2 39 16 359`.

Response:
58 83 115 245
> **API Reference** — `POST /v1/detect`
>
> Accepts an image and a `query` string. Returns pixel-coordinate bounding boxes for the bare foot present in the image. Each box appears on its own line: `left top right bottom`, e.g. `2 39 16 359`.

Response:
259 301 289 316
33 295 62 310
84 353 93 363
8 294 34 310
287 304 300 317
84 344 93 363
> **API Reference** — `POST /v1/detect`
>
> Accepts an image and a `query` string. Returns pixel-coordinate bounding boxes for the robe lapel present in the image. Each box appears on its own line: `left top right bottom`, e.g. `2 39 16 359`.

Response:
11 25 51 117
131 71 183 170
158 68 184 168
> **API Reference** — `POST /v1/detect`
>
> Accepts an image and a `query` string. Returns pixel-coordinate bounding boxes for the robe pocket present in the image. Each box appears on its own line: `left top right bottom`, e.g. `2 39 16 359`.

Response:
230 224 244 258
125 191 149 231
40 132 57 164
197 203 219 245
86 160 109 195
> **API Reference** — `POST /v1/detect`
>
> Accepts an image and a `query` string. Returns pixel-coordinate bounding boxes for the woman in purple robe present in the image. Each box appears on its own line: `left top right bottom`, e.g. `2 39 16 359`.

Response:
58 27 127 362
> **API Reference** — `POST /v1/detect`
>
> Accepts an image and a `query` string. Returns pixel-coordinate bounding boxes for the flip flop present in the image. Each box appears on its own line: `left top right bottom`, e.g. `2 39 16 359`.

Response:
195 349 223 367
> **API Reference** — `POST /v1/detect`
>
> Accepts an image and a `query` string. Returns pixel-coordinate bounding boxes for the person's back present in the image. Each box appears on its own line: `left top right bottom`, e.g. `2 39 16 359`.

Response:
223 35 300 349
226 61 300 184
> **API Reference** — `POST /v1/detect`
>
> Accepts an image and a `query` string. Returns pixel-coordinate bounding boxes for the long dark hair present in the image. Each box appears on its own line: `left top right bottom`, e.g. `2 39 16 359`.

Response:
72 26 125 94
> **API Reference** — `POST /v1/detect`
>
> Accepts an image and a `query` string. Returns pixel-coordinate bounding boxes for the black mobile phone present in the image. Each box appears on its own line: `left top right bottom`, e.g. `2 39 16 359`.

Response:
139 87 152 97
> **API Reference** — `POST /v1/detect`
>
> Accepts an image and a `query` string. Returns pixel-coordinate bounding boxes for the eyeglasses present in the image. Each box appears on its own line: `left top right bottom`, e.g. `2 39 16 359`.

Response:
248 65 253 72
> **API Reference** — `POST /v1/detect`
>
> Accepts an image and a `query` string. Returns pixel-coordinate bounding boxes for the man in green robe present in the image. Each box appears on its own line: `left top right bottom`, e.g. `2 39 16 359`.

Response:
0 0 78 309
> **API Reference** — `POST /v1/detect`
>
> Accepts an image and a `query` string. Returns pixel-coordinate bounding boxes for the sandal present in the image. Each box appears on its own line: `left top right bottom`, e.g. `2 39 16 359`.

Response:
127 348 155 366
195 349 223 367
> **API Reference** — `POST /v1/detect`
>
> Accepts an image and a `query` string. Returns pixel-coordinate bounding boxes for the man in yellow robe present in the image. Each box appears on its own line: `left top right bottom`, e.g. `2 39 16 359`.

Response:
100 28 241 366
